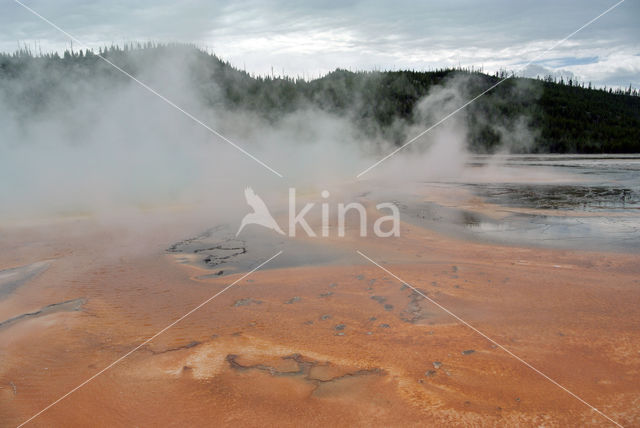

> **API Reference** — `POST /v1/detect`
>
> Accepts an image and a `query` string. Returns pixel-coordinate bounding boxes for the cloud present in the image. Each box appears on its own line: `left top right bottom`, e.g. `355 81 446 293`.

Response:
535 56 599 68
522 64 577 82
2 0 639 86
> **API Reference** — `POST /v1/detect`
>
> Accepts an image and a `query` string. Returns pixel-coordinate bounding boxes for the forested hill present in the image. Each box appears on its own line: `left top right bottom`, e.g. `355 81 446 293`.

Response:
2 44 639 153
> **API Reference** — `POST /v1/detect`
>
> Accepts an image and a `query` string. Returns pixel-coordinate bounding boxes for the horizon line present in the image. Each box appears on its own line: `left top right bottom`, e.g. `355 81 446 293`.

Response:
4 41 637 90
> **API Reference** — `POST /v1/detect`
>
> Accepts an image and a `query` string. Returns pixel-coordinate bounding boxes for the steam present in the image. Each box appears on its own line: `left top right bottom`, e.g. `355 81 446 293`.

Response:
0 47 539 227
369 74 473 183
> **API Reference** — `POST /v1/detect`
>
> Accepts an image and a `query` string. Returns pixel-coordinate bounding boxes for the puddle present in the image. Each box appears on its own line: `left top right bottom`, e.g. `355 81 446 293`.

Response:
168 225 351 277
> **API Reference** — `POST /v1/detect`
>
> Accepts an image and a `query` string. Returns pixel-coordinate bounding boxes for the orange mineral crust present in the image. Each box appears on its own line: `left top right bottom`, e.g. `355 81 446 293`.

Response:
1 217 639 427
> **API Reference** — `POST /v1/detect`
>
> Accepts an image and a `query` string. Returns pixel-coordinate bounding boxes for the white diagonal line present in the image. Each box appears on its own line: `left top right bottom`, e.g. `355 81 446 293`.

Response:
17 250 283 427
356 250 623 427
356 79 506 178
13 0 284 178
356 0 625 178
524 0 625 67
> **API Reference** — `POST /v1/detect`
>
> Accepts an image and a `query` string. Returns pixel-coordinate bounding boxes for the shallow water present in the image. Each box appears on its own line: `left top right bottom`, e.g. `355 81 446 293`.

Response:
406 155 640 252
0 261 51 300
168 224 353 276
468 154 640 211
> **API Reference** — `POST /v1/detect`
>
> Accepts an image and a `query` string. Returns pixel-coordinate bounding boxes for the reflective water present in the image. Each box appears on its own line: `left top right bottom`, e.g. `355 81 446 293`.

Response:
407 155 640 252
469 154 640 211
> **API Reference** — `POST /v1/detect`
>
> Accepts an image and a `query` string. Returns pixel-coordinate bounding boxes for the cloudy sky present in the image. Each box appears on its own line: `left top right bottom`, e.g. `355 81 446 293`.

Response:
3 0 639 88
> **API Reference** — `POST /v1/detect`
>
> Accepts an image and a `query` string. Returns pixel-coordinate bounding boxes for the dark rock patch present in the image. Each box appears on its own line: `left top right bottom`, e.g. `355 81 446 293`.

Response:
233 298 262 307
371 295 386 304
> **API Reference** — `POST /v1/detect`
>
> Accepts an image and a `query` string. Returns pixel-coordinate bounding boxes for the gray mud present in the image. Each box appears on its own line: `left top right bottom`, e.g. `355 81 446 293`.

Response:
0 261 51 300
168 225 352 276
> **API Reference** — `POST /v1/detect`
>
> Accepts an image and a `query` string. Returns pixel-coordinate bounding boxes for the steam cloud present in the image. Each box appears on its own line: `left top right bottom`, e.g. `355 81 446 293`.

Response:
0 47 538 226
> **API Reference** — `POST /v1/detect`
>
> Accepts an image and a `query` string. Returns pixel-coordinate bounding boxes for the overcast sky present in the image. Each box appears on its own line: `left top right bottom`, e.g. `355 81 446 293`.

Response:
3 0 639 88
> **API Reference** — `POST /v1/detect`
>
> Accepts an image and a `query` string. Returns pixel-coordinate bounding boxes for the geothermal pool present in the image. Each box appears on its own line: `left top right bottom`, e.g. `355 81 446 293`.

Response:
1 154 640 426
395 155 640 252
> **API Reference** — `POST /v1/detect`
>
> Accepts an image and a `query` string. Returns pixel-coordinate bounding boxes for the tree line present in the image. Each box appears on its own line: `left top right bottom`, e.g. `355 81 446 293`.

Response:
2 44 639 153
